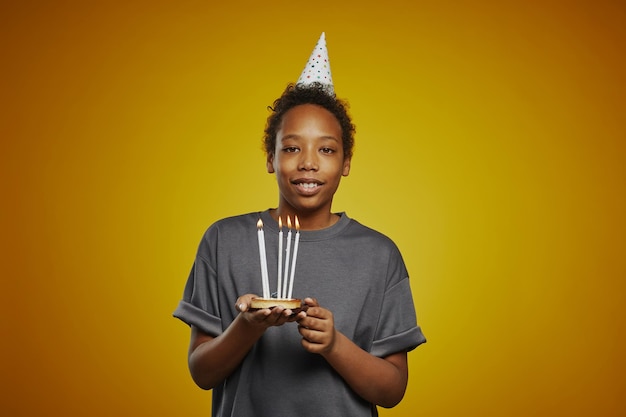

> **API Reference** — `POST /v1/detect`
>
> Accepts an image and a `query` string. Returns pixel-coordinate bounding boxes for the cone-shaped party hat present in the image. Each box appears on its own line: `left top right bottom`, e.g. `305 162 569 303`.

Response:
296 32 334 95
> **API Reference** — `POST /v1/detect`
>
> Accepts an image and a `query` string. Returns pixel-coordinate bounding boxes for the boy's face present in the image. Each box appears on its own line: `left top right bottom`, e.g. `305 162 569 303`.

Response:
267 104 351 217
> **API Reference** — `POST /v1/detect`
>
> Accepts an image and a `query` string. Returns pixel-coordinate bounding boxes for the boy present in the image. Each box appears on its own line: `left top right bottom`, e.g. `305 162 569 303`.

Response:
173 33 426 417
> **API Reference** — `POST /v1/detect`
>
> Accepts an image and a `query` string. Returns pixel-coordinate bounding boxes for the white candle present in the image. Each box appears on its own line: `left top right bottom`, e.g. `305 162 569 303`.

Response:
282 216 292 299
276 216 283 299
257 219 270 298
287 216 300 299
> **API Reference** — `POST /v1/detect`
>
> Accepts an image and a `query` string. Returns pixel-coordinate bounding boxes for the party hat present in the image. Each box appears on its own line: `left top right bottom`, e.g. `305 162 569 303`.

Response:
296 32 334 95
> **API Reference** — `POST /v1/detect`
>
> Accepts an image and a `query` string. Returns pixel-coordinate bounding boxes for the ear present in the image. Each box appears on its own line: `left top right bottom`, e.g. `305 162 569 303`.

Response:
266 152 275 174
342 156 351 177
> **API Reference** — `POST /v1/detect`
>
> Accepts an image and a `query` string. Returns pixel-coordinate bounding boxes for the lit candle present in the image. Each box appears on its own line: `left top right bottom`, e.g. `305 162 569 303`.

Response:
276 216 283 299
287 216 300 299
257 219 270 298
282 216 292 299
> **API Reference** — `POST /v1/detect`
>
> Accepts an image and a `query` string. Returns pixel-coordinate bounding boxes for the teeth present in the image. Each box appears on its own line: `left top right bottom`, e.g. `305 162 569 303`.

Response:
299 183 318 189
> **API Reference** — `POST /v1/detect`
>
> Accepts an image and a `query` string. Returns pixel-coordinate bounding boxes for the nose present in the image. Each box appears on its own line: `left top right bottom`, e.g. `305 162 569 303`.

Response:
298 149 319 171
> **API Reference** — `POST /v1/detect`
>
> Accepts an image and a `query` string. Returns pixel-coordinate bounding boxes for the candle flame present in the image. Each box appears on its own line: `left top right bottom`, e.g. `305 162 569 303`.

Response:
295 216 300 231
287 216 292 229
257 219 263 229
278 216 282 228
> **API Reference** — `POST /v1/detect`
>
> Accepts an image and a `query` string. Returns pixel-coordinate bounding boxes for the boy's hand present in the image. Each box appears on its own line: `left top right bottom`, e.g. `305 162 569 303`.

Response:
297 297 337 355
235 294 301 329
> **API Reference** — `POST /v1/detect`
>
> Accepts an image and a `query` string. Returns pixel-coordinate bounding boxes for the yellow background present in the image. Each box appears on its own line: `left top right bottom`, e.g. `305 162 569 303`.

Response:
2 1 624 416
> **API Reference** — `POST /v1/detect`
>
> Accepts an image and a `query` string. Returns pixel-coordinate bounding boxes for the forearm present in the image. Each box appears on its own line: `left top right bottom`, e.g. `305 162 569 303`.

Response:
322 331 408 408
188 315 264 390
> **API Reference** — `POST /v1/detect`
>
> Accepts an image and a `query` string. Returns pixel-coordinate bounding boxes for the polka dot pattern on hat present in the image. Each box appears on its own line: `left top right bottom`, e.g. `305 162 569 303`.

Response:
296 32 334 94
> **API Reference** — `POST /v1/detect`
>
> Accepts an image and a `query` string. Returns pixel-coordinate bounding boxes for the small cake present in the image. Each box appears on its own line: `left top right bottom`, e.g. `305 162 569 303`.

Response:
250 297 302 310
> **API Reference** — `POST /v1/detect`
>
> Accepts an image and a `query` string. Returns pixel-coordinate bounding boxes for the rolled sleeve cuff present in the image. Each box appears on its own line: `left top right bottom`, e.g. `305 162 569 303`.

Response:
172 300 223 337
370 326 427 357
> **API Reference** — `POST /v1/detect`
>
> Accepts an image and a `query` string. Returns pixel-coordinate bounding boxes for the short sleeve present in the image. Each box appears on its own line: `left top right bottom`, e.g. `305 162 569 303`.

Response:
370 277 426 357
172 228 223 337
370 246 426 357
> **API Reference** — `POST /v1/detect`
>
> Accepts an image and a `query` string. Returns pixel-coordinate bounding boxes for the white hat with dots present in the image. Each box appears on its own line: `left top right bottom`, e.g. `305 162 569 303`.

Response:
296 32 334 94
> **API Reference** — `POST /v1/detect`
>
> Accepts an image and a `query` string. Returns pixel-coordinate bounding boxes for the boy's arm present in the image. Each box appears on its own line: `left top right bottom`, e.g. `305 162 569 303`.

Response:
297 298 409 408
187 294 304 390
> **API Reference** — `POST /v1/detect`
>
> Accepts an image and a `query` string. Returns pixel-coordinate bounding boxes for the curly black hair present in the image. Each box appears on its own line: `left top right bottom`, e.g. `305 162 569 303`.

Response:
263 82 355 159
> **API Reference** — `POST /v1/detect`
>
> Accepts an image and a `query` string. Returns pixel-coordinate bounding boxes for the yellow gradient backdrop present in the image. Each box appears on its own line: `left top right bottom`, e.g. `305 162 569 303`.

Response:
2 1 624 416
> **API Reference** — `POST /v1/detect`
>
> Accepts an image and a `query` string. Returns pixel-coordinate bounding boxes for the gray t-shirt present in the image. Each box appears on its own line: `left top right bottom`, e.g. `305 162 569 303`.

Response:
173 210 426 417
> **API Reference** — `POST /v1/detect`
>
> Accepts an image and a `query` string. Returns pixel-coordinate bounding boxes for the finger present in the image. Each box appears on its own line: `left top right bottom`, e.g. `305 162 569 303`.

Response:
235 294 260 312
291 310 307 321
298 325 314 341
263 306 292 326
296 315 312 328
299 326 327 345
303 297 319 307
251 308 272 321
301 338 328 354
298 316 324 332
303 306 329 320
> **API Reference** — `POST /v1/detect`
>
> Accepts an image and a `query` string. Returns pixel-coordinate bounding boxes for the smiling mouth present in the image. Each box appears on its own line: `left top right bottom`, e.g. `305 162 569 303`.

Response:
299 182 318 190
293 180 322 193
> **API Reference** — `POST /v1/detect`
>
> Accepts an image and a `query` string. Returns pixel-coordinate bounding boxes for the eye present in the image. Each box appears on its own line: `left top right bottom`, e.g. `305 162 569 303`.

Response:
283 146 299 153
320 147 335 154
